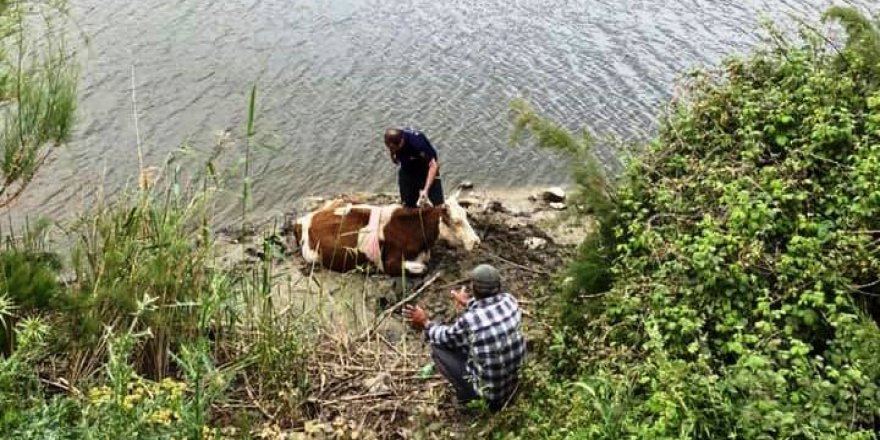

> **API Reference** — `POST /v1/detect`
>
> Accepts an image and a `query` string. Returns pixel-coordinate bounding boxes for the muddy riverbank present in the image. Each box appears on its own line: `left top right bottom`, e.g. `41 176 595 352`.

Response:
212 186 591 437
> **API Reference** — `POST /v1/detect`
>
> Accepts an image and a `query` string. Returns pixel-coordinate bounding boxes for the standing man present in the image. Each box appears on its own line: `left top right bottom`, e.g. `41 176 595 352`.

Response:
384 128 444 207
402 264 525 411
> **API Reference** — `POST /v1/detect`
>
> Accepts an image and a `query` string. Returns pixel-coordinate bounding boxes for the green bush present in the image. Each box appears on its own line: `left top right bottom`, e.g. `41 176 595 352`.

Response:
65 184 218 379
0 249 61 350
0 180 313 437
497 7 880 440
0 316 234 440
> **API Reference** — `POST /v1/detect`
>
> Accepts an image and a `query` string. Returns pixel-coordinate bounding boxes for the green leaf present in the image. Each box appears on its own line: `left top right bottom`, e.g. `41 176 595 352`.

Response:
246 83 257 137
418 363 435 379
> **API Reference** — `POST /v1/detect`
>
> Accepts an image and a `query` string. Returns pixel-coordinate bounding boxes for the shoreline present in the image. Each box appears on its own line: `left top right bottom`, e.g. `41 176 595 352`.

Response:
212 183 591 338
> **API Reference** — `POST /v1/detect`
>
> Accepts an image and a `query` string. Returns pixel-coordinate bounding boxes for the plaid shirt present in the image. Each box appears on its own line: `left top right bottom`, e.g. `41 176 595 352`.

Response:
426 292 525 404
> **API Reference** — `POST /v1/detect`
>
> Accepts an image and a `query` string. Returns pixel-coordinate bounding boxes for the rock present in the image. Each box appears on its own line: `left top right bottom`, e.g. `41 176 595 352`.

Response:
509 207 532 217
542 187 567 203
458 181 474 190
485 200 506 213
524 237 548 250
458 197 480 208
549 202 567 210
244 246 264 260
504 217 529 229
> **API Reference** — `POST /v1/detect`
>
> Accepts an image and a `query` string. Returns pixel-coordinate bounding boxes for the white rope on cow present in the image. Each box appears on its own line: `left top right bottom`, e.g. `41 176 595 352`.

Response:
362 207 384 272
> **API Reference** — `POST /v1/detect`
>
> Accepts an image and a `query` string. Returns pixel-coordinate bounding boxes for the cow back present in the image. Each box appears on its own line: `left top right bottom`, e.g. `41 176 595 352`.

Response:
308 207 372 272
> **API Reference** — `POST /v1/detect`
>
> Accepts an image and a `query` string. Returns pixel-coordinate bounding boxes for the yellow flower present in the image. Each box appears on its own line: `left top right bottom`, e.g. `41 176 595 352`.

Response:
148 408 173 426
202 425 216 440
159 377 187 398
220 426 239 437
122 393 141 410
87 386 112 405
211 374 225 389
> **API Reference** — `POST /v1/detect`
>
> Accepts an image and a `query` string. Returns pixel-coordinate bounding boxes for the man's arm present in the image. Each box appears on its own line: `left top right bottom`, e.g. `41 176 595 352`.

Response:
426 314 468 350
416 132 439 198
422 158 439 194
402 304 469 350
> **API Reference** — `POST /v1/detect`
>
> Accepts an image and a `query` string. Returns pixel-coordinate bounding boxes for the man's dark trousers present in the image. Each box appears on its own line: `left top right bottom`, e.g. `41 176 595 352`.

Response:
398 169 444 207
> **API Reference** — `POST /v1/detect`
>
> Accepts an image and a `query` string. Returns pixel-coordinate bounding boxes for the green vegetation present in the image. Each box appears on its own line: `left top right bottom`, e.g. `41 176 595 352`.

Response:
0 1 315 433
0 0 77 207
5 1 880 438
493 6 880 439
0 170 316 438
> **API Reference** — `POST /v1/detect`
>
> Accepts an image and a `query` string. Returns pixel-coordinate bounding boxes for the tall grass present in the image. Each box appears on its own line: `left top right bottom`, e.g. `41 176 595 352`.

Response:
0 0 77 208
65 176 218 380
0 152 320 436
0 0 327 432
242 83 257 224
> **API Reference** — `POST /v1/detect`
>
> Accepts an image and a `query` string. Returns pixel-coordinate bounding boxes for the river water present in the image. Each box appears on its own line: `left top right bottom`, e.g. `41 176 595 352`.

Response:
8 0 872 223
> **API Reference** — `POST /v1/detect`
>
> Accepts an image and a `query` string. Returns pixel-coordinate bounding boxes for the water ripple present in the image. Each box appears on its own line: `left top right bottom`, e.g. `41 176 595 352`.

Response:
8 0 874 223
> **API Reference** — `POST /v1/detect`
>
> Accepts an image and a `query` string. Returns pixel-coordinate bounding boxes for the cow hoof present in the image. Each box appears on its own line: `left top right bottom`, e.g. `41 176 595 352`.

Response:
403 261 427 274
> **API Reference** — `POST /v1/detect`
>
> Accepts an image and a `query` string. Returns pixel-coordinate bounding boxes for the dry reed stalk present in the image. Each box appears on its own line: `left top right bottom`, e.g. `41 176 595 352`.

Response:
303 310 450 438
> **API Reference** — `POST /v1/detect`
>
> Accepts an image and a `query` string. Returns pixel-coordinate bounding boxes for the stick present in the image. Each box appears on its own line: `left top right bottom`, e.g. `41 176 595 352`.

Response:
359 271 443 340
436 277 471 291
481 250 551 275
243 373 275 421
312 391 393 405
339 365 422 374
130 64 143 175
40 378 78 396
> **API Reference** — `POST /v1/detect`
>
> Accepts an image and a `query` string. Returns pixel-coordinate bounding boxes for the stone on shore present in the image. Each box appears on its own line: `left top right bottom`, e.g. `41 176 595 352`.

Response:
524 237 548 250
542 187 566 203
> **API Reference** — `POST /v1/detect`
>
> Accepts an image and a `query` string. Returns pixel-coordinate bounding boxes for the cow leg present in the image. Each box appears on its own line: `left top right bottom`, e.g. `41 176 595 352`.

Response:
384 254 403 276
403 261 427 274
402 251 431 274
384 250 426 275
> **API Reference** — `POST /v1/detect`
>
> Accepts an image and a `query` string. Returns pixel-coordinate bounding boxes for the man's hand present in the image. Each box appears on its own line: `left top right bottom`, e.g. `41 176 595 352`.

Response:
417 190 430 207
390 152 399 165
421 159 439 206
451 287 471 312
402 304 429 330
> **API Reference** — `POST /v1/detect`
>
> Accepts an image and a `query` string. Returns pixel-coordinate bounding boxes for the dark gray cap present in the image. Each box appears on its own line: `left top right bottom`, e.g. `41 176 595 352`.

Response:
471 264 501 294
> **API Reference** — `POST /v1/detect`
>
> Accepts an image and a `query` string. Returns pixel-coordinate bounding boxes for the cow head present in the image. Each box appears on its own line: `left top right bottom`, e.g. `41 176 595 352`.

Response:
439 190 480 251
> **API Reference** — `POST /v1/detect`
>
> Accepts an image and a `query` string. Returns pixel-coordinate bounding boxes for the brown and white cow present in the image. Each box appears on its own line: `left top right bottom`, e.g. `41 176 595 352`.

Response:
292 193 479 275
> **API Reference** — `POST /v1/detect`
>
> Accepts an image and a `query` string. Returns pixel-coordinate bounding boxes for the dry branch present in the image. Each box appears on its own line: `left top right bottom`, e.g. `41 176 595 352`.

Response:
358 271 443 340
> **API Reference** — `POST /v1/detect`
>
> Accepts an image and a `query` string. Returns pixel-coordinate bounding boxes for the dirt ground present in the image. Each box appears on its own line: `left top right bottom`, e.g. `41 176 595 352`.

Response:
215 187 590 439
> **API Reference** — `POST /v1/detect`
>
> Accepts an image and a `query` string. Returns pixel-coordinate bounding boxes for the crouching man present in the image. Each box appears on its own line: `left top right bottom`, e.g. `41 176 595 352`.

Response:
402 264 525 411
